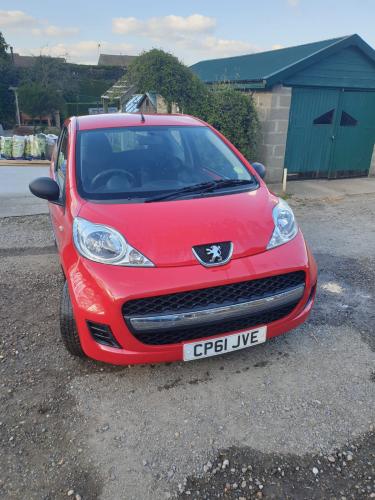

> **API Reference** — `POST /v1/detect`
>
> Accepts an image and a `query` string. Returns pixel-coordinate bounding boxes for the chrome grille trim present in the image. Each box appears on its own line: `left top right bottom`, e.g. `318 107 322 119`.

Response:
127 284 305 333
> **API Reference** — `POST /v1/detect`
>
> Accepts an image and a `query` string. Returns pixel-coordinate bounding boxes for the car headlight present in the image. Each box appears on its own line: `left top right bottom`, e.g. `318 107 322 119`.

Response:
267 198 298 250
73 217 154 267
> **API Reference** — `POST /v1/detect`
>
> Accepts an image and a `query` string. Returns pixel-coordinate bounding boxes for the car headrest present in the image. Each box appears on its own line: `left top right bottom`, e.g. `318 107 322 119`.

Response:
82 132 113 164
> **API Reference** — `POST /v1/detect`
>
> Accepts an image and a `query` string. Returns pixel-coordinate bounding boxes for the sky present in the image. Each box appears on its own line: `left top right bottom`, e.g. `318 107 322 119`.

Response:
1 0 375 65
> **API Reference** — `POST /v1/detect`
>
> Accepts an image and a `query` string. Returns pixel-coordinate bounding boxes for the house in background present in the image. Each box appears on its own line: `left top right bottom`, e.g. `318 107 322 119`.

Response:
97 54 136 68
20 110 61 128
12 53 66 68
20 112 53 127
191 34 375 182
124 92 179 114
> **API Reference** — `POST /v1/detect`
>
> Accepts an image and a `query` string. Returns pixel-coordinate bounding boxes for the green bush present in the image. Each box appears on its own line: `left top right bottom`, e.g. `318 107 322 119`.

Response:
206 85 259 161
33 126 61 135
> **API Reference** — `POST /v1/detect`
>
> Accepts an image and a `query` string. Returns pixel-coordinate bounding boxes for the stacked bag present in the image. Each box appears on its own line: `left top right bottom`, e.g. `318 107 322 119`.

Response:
46 134 58 160
0 137 13 159
0 133 58 160
12 136 26 160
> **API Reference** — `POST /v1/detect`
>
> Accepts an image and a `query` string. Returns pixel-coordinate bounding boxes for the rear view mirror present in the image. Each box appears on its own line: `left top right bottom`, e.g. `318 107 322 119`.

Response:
251 162 266 179
29 177 60 202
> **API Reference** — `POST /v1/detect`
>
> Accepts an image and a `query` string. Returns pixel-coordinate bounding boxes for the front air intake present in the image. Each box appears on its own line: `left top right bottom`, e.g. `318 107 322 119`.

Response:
87 321 121 348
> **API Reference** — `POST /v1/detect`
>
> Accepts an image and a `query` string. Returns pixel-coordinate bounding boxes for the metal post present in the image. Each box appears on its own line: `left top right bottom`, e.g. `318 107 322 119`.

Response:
282 168 288 193
9 86 21 126
102 96 109 114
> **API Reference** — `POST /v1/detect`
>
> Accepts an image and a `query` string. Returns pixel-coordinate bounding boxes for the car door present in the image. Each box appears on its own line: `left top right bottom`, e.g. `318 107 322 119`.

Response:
49 126 68 250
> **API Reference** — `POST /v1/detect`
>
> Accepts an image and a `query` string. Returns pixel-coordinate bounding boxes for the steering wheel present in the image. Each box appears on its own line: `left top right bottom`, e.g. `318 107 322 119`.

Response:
90 169 136 191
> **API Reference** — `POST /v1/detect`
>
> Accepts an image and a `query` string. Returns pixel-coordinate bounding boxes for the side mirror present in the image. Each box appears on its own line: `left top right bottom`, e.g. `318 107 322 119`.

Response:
29 177 60 202
251 162 266 180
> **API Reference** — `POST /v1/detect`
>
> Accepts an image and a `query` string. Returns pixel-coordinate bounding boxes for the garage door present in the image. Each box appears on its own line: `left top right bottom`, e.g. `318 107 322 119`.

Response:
285 88 375 178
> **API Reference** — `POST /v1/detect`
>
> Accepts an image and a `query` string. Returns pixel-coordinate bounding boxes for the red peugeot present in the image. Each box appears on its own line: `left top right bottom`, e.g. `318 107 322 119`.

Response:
29 113 317 365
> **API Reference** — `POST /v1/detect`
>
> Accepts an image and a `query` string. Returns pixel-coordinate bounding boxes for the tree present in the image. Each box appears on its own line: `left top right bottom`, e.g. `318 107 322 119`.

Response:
0 31 17 127
0 31 9 60
21 56 78 98
127 49 210 116
127 49 259 159
18 83 66 118
18 57 73 120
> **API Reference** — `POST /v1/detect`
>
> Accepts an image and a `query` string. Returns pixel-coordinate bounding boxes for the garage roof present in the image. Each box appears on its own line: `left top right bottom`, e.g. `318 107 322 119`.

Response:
191 34 375 88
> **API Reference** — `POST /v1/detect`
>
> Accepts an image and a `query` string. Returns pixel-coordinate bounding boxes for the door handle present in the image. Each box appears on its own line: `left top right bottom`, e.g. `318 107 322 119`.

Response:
331 135 335 141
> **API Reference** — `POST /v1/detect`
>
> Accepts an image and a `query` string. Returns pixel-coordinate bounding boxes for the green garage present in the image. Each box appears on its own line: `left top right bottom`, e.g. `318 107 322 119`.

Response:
191 34 375 182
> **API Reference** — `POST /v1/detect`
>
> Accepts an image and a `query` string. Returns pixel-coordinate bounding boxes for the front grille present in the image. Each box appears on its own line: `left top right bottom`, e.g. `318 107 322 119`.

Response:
87 321 121 348
129 304 296 345
123 271 305 345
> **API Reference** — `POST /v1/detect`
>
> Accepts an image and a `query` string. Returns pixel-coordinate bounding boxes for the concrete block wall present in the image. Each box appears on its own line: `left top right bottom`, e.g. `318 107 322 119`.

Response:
369 145 375 177
252 85 292 183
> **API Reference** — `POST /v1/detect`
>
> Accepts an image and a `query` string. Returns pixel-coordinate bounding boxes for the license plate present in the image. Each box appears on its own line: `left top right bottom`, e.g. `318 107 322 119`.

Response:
183 326 267 361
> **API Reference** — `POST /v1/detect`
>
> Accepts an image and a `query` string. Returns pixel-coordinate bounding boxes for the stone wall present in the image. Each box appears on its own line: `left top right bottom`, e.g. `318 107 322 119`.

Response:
252 85 292 183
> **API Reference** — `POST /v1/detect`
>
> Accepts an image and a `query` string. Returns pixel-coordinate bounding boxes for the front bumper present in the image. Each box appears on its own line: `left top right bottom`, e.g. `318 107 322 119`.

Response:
66 232 317 365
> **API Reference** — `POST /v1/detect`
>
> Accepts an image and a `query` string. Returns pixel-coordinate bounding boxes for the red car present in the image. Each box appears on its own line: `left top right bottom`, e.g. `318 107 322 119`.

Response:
29 113 317 365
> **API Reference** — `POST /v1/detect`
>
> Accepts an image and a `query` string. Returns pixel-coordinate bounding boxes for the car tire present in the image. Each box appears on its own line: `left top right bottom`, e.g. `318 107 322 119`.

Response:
60 281 85 358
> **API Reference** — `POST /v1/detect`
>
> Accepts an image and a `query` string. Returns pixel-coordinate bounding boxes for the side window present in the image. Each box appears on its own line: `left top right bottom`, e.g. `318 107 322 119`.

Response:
55 128 68 197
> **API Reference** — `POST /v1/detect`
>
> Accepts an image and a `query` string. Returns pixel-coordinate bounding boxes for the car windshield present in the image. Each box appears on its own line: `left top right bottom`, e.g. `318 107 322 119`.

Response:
76 125 256 202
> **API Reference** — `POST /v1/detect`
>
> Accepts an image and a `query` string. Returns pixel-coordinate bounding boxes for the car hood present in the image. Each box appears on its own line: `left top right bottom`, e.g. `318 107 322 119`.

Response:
77 187 278 267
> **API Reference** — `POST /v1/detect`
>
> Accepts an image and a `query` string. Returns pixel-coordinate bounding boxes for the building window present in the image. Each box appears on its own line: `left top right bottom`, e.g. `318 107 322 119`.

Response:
340 111 357 127
313 109 334 125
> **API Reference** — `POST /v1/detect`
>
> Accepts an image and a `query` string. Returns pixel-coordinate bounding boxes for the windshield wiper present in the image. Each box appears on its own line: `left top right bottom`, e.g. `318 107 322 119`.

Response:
145 178 254 203
144 181 216 202
205 178 254 190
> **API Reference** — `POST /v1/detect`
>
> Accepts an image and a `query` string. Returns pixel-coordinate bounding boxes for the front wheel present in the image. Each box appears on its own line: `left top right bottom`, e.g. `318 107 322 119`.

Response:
60 281 85 358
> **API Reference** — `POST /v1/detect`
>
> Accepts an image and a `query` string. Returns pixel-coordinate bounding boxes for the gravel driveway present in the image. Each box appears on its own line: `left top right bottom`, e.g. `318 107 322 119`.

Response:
0 194 374 499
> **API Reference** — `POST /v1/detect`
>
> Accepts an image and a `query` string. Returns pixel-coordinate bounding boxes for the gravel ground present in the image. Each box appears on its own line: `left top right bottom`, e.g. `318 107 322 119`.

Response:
0 193 374 499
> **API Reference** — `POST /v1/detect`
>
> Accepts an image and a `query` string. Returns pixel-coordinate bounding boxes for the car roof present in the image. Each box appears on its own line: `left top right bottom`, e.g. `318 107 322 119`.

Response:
75 113 204 131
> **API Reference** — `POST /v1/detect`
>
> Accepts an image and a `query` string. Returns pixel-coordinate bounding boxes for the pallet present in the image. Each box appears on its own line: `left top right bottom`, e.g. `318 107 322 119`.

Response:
0 159 50 166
